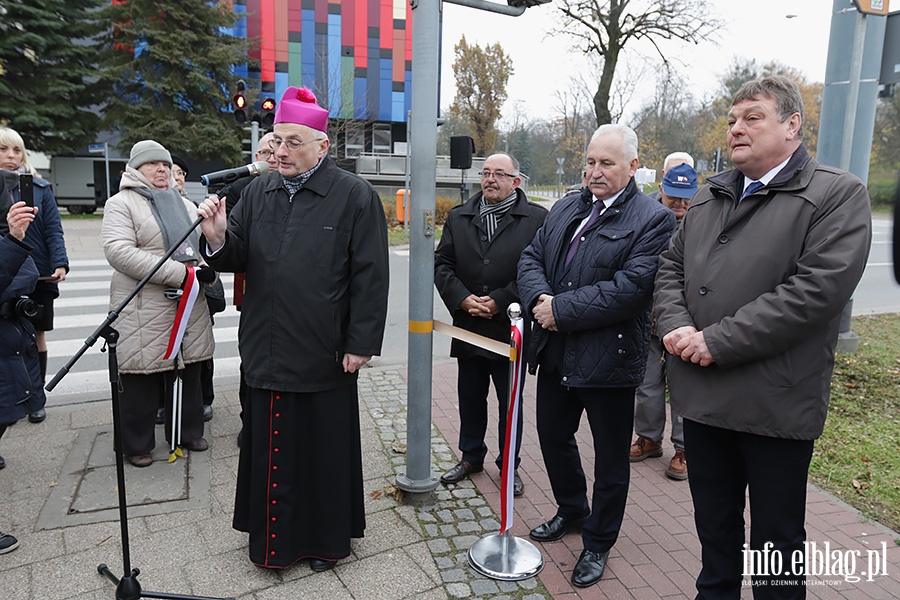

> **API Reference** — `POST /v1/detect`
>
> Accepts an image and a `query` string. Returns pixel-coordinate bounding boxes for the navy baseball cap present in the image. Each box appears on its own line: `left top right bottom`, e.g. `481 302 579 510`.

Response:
661 163 698 199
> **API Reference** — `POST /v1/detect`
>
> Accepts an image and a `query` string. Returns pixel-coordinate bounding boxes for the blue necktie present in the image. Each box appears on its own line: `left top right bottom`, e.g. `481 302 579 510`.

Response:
564 201 603 269
741 180 764 199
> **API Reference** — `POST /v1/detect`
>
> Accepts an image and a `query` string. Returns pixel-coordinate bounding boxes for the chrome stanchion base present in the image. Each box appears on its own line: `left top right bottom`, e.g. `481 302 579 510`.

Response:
468 532 544 581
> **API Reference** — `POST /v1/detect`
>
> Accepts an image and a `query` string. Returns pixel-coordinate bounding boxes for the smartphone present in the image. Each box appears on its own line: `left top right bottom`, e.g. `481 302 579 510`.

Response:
19 173 34 208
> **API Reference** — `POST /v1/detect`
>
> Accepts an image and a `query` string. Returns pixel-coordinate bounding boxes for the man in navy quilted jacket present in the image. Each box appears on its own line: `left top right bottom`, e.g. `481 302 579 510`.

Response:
518 124 675 589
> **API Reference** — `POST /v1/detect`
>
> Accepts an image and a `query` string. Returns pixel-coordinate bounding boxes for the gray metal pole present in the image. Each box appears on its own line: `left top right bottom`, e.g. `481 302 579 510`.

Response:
104 143 111 201
404 109 411 237
250 121 259 159
396 0 440 493
818 1 887 353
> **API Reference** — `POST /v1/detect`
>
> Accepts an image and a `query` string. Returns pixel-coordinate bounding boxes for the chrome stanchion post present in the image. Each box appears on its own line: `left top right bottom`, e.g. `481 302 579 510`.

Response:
467 303 543 581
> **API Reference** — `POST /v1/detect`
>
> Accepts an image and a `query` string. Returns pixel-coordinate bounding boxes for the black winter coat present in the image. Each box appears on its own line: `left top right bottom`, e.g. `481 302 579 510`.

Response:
202 156 390 393
434 189 547 359
0 234 46 424
518 180 675 387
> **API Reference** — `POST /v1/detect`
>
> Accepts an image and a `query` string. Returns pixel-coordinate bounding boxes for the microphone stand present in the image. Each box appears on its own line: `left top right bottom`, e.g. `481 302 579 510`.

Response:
47 213 234 600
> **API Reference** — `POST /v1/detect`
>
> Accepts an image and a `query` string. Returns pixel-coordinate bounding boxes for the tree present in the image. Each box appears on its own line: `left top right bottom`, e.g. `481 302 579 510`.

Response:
553 0 722 127
872 87 900 171
448 36 513 155
631 70 703 171
0 0 105 154
96 1 251 164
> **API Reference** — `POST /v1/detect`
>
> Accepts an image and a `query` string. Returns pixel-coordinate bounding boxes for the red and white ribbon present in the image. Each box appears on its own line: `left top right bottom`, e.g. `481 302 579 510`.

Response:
163 266 200 361
499 315 525 534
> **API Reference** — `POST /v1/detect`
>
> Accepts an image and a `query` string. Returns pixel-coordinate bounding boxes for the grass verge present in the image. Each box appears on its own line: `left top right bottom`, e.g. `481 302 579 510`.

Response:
810 314 900 535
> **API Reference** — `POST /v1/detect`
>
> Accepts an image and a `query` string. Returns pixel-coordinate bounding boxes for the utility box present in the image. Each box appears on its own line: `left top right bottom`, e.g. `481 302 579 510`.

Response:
396 189 408 223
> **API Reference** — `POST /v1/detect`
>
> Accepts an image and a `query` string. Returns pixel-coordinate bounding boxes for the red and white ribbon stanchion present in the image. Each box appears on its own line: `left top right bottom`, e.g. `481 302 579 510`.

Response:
466 303 544 581
163 266 201 462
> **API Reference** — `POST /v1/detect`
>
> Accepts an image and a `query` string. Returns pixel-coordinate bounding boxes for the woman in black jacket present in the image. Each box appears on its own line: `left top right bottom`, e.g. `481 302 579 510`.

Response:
0 175 45 554
0 127 69 423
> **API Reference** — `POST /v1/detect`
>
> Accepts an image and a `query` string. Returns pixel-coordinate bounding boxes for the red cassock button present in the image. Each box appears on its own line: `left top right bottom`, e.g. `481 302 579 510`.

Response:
272 483 278 488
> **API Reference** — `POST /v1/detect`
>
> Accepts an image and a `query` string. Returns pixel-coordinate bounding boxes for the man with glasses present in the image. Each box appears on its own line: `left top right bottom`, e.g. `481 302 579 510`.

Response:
197 87 389 573
434 153 547 495
518 124 675 588
630 156 697 481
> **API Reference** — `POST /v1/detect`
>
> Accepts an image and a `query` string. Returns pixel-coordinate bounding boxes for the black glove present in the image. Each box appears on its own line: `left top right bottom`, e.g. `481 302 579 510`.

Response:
195 266 217 284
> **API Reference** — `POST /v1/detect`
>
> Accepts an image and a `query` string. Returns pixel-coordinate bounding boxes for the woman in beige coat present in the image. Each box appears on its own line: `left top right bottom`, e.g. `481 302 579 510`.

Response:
101 140 215 467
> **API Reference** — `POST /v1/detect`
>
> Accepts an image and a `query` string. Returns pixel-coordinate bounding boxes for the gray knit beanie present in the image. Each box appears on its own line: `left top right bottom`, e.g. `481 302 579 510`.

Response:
128 140 172 169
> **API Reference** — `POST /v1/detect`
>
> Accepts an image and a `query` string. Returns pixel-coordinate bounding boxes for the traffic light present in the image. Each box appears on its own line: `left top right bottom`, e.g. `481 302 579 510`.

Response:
261 97 276 128
507 0 551 6
232 80 247 125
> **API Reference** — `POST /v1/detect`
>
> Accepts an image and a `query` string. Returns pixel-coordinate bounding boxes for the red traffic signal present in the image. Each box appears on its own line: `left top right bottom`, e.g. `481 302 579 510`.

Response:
261 97 276 127
233 79 247 125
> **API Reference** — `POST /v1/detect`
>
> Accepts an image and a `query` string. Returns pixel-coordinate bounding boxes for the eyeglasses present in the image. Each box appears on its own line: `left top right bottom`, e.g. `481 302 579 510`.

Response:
257 149 274 159
478 171 516 180
269 137 325 151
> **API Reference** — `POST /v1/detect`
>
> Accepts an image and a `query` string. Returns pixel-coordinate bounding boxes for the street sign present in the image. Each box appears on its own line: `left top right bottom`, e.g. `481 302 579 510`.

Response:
556 167 565 175
556 157 565 166
88 143 106 153
852 0 889 15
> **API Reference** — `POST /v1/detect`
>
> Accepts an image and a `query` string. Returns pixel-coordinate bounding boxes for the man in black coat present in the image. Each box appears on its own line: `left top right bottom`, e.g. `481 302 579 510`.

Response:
434 153 547 496
518 124 675 588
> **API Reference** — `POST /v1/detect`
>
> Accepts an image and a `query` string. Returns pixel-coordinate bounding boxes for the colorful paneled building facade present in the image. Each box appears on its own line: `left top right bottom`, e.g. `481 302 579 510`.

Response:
230 0 412 157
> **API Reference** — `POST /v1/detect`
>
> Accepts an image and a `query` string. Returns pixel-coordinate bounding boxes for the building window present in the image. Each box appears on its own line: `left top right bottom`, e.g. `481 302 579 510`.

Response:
372 123 392 154
345 124 364 158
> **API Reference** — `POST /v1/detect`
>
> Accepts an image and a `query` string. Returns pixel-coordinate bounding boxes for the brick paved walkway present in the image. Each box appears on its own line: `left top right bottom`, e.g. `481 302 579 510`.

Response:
428 361 900 599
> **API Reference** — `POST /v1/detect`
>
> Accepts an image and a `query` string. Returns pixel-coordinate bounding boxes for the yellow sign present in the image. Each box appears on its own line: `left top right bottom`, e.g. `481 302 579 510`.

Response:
853 0 890 15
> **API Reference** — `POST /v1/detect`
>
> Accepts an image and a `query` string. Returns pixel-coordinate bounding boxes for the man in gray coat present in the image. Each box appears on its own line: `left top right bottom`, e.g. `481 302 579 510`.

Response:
654 75 872 598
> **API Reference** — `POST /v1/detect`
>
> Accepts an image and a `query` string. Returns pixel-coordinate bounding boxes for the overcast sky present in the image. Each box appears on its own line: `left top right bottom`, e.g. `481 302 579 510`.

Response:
438 0 856 124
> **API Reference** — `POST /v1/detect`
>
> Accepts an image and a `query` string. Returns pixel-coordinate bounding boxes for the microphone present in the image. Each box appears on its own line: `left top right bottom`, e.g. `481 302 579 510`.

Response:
200 161 270 187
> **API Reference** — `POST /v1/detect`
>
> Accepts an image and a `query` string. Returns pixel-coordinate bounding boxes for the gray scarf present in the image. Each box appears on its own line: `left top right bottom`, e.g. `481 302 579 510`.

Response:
136 187 200 263
479 191 517 242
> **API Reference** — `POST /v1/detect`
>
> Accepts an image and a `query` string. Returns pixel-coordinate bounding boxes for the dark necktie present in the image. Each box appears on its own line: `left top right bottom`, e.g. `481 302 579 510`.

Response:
564 201 603 269
741 180 764 199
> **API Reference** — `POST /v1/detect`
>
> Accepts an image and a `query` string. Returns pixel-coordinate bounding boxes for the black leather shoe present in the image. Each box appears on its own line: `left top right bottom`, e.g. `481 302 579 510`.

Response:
0 455 5 470
28 408 46 423
513 472 524 497
529 514 588 542
572 549 610 588
155 408 165 425
203 405 213 421
309 558 337 572
186 437 209 452
440 460 483 484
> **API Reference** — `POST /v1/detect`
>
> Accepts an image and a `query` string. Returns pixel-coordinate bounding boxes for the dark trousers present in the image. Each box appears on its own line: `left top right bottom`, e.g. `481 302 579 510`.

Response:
535 367 634 552
457 355 523 469
684 418 814 600
201 358 215 406
120 364 204 456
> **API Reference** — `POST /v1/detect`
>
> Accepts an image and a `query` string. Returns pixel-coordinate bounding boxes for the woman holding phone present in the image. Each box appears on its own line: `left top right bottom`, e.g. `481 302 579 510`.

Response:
0 127 68 423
